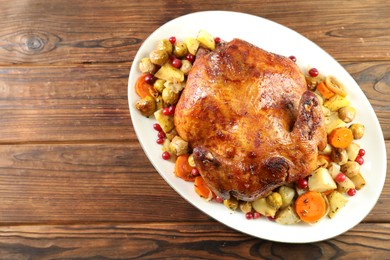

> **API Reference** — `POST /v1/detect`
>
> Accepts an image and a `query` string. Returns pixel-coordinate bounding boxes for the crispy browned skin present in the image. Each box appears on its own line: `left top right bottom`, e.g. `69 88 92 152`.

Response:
174 39 326 201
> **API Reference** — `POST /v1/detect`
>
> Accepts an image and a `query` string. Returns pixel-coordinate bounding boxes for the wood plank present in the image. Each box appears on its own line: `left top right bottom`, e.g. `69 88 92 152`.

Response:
0 142 388 223
0 222 388 259
0 0 389 64
0 61 389 142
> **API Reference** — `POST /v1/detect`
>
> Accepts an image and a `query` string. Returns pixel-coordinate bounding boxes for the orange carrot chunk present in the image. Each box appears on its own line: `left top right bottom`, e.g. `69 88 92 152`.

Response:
295 191 327 223
328 127 354 149
317 81 335 99
174 154 195 182
135 74 153 98
194 176 212 199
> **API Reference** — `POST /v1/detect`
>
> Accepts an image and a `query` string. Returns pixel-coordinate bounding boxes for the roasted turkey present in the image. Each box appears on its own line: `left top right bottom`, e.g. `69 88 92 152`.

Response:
174 38 327 201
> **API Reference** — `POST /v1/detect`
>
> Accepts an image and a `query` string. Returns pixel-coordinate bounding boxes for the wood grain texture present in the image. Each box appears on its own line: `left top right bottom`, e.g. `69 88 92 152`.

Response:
0 141 388 223
0 0 389 65
0 223 388 259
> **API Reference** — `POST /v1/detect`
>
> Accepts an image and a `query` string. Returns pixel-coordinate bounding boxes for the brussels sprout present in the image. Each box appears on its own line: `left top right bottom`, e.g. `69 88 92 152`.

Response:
266 192 283 209
149 49 169 66
153 79 166 93
157 39 173 54
135 96 156 117
162 88 180 105
173 41 188 58
338 106 356 123
349 124 364 139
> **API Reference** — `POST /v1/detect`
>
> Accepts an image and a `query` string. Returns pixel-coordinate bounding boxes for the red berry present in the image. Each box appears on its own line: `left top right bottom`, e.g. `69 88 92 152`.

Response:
245 212 253 220
214 196 223 203
358 149 366 157
172 58 182 68
355 156 364 165
162 107 170 115
157 131 165 139
153 123 163 132
156 138 164 144
162 151 171 160
186 53 195 63
268 216 275 221
214 37 221 44
347 188 357 196
253 212 261 219
309 68 319 77
168 105 175 115
144 73 156 84
191 168 200 176
297 178 308 189
169 36 176 44
335 173 346 183
289 55 297 62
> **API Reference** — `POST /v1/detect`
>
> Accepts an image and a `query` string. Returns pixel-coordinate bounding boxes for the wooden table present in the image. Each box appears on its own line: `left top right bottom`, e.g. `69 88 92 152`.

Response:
0 0 389 258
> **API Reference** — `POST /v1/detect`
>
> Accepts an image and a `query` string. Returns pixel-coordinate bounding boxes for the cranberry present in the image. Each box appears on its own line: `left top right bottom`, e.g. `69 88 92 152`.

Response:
191 168 200 176
335 173 346 183
156 137 164 144
268 216 275 221
289 55 297 62
162 151 171 160
144 73 156 84
214 37 221 44
169 36 176 44
214 196 223 203
157 131 165 139
245 212 253 220
297 178 308 189
347 188 357 196
171 58 182 68
162 107 171 115
355 156 364 165
309 68 319 77
253 212 261 219
168 105 175 115
358 149 366 157
153 123 162 132
186 53 195 63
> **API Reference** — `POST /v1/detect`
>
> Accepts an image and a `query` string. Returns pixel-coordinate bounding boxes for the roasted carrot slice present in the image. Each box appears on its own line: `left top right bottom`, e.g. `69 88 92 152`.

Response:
174 154 195 182
194 176 212 199
328 127 354 149
317 81 335 99
295 191 327 223
135 74 153 98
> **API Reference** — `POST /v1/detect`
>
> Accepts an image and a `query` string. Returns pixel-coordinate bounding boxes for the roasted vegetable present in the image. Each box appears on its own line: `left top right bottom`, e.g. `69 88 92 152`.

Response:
346 142 360 161
350 173 366 190
337 176 355 193
325 75 347 97
197 29 215 50
135 96 156 116
266 192 283 209
169 136 189 156
180 60 192 75
328 127 354 149
157 39 173 54
162 87 180 105
149 49 169 66
295 191 327 223
330 148 348 165
154 108 174 133
275 206 301 225
153 79 166 93
324 94 350 111
223 197 239 210
340 162 360 178
338 106 356 123
308 167 337 193
184 37 200 55
173 41 188 58
155 63 185 83
139 58 156 74
325 112 347 135
327 191 348 219
252 197 277 217
349 124 365 139
278 186 296 209
239 201 252 213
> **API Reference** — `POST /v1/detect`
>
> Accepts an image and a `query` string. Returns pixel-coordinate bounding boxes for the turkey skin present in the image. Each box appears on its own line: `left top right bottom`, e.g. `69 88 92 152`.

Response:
174 39 327 201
